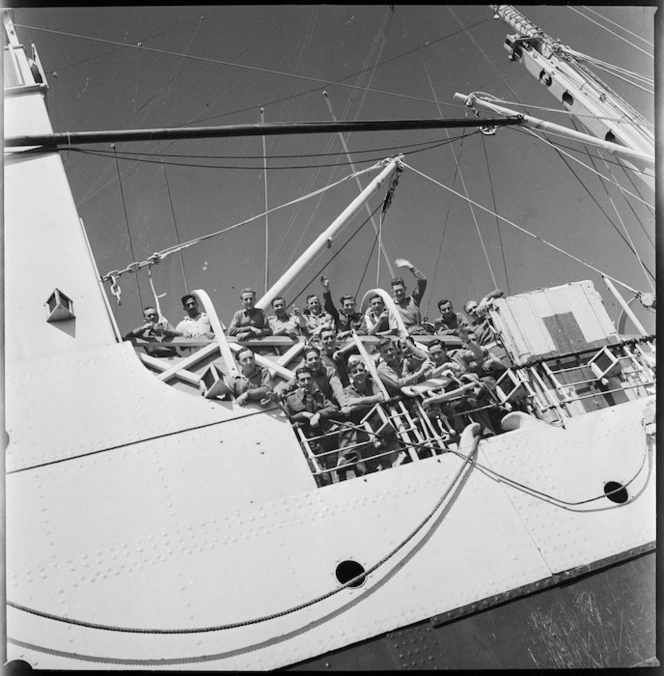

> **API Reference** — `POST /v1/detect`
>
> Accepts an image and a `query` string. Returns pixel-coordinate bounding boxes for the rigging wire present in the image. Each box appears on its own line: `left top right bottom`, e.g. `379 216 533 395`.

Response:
613 162 655 250
567 6 654 59
289 204 382 307
422 61 498 289
566 119 655 293
581 5 654 47
324 90 395 280
57 16 489 210
112 144 143 307
403 161 641 295
57 135 456 161
511 128 654 206
261 107 269 293
563 48 654 87
131 15 204 120
158 143 189 293
422 62 461 318
101 163 383 284
186 17 488 127
40 14 209 76
469 94 646 124
567 56 654 95
518 130 654 282
355 228 380 298
14 22 474 116
480 133 511 295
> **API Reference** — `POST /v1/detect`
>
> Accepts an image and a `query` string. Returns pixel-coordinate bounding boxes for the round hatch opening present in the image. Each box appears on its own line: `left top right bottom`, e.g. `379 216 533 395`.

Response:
603 481 629 504
335 560 366 588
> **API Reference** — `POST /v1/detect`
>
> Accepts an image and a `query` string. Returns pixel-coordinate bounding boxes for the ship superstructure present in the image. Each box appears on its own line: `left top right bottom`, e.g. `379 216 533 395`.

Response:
4 7 656 669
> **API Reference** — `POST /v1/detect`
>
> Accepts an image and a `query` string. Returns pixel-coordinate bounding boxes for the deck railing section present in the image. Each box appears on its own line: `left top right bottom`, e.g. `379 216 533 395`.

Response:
128 302 654 485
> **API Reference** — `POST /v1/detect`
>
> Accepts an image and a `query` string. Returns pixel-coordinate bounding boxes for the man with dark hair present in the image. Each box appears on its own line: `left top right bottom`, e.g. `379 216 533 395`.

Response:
463 289 505 347
124 306 180 357
434 299 471 337
229 347 274 406
282 366 341 486
302 292 335 338
376 336 432 396
267 296 307 339
337 358 398 477
228 287 272 341
275 345 345 404
319 275 368 340
365 294 393 336
318 326 350 387
390 258 430 335
176 294 214 338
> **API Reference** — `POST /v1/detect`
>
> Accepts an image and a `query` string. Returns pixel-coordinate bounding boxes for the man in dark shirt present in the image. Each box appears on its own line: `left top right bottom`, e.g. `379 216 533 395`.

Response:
228 287 272 341
275 345 345 405
283 366 340 485
434 299 471 337
228 347 274 406
338 358 398 476
319 275 368 341
318 326 350 387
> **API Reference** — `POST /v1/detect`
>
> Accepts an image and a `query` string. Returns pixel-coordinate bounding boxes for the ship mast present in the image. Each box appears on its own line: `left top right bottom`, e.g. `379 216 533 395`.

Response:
491 5 654 183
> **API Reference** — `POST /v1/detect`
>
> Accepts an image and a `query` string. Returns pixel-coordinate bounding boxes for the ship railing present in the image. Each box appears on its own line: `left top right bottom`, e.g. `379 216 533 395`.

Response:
292 396 452 486
501 337 655 420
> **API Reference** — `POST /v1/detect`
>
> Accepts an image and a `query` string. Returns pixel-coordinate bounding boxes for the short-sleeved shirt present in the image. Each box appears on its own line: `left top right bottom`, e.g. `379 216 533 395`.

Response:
228 307 272 338
302 310 335 337
365 309 392 334
268 312 307 337
228 365 273 401
175 312 213 338
126 318 178 357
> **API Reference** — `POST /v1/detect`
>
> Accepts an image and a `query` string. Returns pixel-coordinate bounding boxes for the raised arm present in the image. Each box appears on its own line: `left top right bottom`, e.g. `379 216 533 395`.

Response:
395 257 427 304
320 275 340 323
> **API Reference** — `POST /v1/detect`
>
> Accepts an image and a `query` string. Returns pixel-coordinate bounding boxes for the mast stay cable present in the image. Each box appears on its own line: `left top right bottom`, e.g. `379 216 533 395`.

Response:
403 161 641 295
518 128 654 282
567 6 654 59
112 144 143 307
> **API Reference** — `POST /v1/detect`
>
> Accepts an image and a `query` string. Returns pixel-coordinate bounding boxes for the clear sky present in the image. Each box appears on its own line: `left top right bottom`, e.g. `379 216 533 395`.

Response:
10 4 656 335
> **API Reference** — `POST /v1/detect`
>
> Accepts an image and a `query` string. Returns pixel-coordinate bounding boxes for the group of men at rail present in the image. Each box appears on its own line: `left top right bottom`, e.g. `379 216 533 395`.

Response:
124 259 513 484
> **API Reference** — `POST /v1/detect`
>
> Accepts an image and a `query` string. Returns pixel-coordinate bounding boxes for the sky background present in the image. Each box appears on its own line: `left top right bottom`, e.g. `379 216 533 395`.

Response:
10 4 656 335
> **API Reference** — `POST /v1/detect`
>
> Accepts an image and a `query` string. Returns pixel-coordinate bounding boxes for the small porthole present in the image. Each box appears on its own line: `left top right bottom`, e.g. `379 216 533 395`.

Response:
335 560 366 588
562 91 574 107
604 481 628 504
